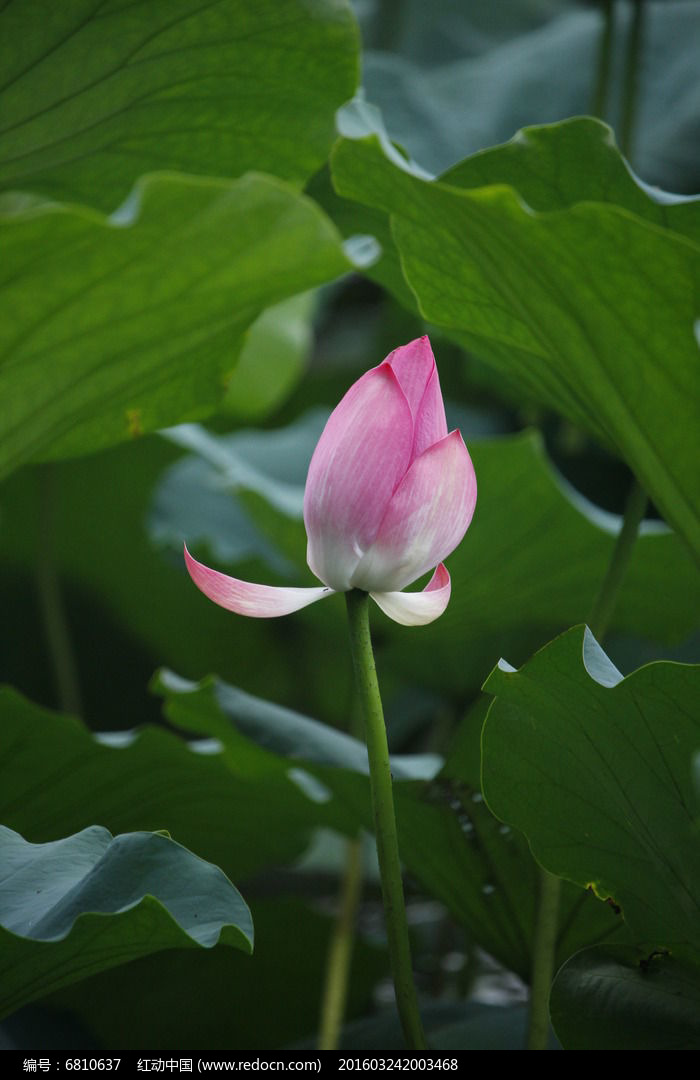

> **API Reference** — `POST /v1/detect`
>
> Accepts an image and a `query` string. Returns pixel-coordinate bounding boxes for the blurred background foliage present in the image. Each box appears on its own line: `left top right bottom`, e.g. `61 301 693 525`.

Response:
1 0 699 1052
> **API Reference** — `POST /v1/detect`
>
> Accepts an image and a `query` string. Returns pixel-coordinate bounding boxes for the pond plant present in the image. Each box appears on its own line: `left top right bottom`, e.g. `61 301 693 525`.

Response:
1 0 698 1055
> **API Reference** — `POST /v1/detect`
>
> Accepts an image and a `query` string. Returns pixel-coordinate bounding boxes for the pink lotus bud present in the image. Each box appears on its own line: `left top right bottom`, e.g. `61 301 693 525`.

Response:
185 337 476 626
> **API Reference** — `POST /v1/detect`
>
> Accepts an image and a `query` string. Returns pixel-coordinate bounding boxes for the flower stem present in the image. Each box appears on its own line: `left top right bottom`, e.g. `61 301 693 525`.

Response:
588 478 647 641
527 869 560 1050
620 0 646 161
591 0 614 119
526 475 648 1049
345 589 427 1051
318 835 364 1051
35 465 83 718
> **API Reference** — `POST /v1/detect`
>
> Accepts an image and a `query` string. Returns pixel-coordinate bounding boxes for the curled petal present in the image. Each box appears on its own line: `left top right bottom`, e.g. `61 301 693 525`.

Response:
371 563 451 626
184 545 333 618
304 364 413 591
351 430 477 592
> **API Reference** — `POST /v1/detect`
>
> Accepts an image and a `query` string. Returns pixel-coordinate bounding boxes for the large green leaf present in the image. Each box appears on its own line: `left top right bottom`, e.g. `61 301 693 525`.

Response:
360 5 700 190
0 0 358 209
550 944 700 1050
0 686 354 881
387 774 621 982
0 173 351 478
43 898 388 1052
0 688 389 1041
441 118 700 240
153 668 440 781
331 120 700 560
320 109 700 313
307 99 422 311
428 695 626 977
481 626 700 959
0 824 252 1019
1 678 615 987
222 292 315 421
153 670 622 981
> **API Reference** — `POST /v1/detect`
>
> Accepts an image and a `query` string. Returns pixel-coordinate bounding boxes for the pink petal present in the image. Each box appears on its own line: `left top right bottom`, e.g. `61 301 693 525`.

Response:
351 430 476 592
385 336 436 420
304 364 413 591
184 545 333 618
386 337 447 460
371 563 451 626
413 363 449 459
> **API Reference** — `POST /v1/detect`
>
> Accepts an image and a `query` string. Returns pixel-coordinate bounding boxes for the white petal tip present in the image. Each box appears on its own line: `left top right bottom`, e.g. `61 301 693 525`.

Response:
371 564 451 626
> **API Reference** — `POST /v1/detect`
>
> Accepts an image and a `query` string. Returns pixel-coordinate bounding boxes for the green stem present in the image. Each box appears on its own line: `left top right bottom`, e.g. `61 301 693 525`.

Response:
588 478 647 641
620 0 646 161
345 590 427 1052
527 870 561 1050
35 466 83 717
591 0 614 118
318 835 364 1051
317 696 366 1049
527 476 647 1049
374 0 405 52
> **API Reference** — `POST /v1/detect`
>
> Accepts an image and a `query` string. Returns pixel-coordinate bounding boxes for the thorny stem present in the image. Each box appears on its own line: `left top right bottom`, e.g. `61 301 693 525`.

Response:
345 590 427 1051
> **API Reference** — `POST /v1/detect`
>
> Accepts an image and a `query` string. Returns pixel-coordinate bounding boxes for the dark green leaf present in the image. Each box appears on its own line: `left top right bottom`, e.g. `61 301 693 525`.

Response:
0 687 353 882
482 626 700 958
550 944 700 1050
155 668 440 780
47 899 388 1051
0 824 252 1019
156 671 622 980
1 677 564 982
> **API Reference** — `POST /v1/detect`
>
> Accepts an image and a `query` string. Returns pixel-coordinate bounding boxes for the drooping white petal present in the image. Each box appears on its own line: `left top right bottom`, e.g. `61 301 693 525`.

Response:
371 563 451 626
184 545 333 618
